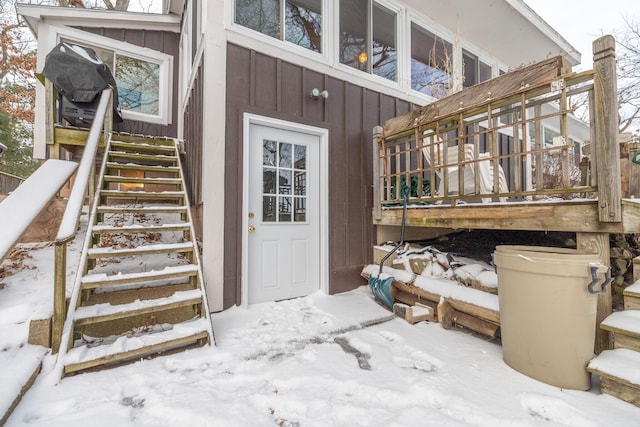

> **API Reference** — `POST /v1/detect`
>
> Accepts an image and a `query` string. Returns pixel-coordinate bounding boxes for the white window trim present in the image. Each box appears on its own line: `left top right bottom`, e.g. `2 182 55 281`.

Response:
47 25 173 126
225 0 507 105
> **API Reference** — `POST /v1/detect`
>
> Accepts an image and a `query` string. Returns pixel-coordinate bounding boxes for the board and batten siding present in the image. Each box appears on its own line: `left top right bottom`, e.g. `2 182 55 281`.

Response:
75 27 179 138
183 63 204 208
223 43 416 308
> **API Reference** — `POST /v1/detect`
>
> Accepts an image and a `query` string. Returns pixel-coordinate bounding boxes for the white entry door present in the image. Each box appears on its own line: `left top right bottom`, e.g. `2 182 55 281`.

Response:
247 124 320 304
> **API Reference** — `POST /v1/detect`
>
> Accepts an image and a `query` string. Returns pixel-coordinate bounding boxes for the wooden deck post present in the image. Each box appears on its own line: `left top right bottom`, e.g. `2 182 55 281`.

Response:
593 36 621 222
373 126 383 221
577 232 612 353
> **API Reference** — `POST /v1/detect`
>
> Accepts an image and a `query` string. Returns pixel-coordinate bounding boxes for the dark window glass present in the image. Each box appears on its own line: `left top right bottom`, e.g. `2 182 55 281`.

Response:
410 23 452 98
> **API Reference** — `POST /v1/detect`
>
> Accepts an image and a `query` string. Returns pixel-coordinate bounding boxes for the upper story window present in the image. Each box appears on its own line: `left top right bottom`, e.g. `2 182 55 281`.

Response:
235 0 322 53
410 23 453 98
462 49 493 88
339 0 397 82
54 26 172 125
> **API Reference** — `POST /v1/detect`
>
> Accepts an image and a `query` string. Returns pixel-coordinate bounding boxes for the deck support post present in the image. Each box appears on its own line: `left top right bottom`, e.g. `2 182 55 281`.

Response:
593 36 621 223
577 232 612 353
372 126 383 221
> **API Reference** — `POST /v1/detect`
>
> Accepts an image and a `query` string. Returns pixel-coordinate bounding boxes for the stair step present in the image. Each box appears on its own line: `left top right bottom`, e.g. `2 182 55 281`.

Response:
588 348 640 407
624 282 640 310
99 189 185 200
105 162 180 174
87 242 194 259
111 133 176 147
92 223 190 235
103 175 183 186
96 205 188 215
64 318 211 375
110 140 177 154
81 264 199 290
601 310 640 351
108 151 178 164
74 289 203 326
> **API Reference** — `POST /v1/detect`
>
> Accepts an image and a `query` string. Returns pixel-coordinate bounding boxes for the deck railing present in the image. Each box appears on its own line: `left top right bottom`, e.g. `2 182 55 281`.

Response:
373 37 621 225
52 88 113 353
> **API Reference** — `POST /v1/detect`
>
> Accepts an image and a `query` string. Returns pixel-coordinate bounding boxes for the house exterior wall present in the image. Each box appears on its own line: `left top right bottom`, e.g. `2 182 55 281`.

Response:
76 27 180 137
221 42 416 308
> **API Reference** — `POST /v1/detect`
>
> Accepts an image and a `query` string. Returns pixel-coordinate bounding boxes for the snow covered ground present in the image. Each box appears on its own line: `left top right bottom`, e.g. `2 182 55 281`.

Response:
2 225 640 426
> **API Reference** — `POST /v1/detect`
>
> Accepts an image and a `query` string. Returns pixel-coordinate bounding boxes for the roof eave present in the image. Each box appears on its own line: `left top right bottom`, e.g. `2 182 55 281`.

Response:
16 4 181 36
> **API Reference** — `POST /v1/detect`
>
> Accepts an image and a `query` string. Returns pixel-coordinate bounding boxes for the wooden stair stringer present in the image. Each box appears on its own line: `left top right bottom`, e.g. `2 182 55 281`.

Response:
55 134 214 378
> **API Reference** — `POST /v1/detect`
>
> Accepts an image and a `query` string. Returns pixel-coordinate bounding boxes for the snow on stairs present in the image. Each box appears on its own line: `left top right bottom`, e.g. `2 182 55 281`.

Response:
588 281 640 407
58 133 213 377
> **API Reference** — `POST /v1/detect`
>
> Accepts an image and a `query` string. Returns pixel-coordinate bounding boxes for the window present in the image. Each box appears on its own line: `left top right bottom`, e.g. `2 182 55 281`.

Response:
410 23 452 98
262 139 308 222
339 0 397 82
462 49 493 88
235 0 323 53
55 26 172 125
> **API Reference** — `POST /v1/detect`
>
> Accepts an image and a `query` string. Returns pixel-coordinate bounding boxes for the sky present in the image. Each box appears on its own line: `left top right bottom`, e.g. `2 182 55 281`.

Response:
525 0 638 67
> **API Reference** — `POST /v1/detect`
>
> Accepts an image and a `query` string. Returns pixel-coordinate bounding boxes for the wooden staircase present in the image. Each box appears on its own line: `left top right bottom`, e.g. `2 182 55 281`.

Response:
588 282 640 407
57 133 213 377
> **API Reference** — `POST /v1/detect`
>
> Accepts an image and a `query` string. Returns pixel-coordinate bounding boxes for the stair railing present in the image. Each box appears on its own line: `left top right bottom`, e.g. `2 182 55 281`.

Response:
52 88 113 354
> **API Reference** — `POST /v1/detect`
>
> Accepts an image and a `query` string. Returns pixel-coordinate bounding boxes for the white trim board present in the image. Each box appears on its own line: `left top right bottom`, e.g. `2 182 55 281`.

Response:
241 114 330 307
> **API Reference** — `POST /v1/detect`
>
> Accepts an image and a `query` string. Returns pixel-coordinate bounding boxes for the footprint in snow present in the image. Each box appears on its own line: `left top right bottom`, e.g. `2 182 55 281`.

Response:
334 336 372 370
392 344 443 373
378 330 404 343
520 393 598 427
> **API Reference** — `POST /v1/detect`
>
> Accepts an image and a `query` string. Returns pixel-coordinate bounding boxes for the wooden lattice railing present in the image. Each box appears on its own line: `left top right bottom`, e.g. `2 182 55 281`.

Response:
373 37 621 226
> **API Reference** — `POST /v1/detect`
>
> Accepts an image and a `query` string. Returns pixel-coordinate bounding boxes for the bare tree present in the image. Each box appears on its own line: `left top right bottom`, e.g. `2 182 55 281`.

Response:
615 18 640 133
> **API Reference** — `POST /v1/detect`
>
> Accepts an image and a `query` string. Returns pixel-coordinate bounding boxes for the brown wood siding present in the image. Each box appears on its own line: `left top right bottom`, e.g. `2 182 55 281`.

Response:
183 63 204 207
75 27 179 137
224 43 415 308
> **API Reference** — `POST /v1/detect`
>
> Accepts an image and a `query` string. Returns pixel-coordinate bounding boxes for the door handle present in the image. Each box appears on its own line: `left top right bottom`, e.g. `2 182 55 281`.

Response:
248 226 255 233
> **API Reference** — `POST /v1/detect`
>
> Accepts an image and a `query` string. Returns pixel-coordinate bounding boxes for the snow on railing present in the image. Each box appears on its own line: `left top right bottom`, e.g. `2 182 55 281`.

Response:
53 88 113 354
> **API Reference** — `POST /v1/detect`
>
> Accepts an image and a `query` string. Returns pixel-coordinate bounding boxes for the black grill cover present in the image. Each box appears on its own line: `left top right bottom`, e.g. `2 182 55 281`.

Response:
42 42 120 114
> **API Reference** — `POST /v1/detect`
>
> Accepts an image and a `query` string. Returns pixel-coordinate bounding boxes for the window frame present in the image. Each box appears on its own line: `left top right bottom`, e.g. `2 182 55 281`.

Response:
49 25 173 126
228 0 506 103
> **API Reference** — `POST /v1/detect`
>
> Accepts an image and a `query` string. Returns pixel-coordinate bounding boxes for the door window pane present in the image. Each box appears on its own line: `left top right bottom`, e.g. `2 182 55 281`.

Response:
294 145 306 169
410 24 453 98
294 171 306 195
263 140 277 166
279 196 292 221
261 139 309 224
263 196 277 222
286 0 322 52
294 198 306 222
263 168 277 194
278 169 292 194
372 3 396 81
279 142 292 167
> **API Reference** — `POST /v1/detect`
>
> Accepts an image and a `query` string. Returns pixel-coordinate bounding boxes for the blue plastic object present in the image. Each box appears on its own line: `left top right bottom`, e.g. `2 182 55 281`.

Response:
368 185 409 309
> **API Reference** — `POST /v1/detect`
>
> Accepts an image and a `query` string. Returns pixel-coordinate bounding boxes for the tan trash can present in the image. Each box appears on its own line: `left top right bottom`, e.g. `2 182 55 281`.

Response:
493 245 610 390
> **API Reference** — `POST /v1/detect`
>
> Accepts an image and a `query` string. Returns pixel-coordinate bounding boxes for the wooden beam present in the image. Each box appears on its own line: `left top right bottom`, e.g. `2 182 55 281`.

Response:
593 36 622 222
383 57 571 137
577 232 612 354
375 201 626 233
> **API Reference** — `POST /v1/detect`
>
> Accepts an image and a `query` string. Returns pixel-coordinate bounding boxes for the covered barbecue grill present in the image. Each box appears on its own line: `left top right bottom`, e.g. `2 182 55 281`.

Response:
40 42 122 127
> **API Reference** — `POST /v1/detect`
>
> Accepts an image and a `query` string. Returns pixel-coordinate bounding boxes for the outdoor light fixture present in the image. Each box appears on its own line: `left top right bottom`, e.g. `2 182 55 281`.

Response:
310 88 329 100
